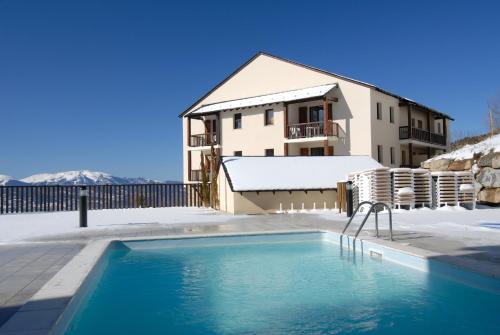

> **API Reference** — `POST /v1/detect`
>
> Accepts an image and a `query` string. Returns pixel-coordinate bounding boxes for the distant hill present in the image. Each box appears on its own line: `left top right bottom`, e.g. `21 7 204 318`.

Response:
0 170 161 186
0 170 181 186
0 175 29 186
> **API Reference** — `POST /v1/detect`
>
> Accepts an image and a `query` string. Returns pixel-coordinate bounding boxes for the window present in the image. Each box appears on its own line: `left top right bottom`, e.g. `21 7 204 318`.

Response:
233 113 242 129
411 118 415 127
234 151 242 156
389 107 394 123
264 109 274 126
265 149 274 156
310 147 325 156
309 106 324 122
376 102 382 120
377 145 383 164
417 120 423 129
390 147 395 164
437 123 442 134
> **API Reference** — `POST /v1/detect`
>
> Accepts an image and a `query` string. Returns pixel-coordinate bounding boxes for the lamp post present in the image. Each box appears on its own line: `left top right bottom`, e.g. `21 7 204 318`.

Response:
79 186 88 228
346 181 353 217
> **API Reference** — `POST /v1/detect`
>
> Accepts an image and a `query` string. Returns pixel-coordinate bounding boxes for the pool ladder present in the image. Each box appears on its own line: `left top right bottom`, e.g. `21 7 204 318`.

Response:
341 201 393 241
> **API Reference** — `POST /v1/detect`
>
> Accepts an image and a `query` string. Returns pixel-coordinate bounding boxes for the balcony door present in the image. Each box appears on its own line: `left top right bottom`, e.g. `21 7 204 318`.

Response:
309 106 324 123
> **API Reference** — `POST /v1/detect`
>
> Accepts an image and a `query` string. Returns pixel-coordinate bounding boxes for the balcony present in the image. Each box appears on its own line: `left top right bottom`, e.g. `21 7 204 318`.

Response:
189 133 217 147
287 120 339 140
190 169 203 182
399 126 446 146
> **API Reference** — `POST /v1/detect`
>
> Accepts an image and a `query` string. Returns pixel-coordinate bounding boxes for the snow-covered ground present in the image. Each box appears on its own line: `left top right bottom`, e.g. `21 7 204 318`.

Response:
0 207 235 243
426 133 500 161
318 205 500 248
1 206 499 247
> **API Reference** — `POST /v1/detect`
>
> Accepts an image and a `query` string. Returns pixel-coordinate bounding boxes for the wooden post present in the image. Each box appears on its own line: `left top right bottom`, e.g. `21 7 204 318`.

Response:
427 110 431 132
323 98 328 136
284 143 288 156
283 103 288 138
442 117 447 147
407 104 412 137
216 112 221 145
408 143 413 168
187 151 192 182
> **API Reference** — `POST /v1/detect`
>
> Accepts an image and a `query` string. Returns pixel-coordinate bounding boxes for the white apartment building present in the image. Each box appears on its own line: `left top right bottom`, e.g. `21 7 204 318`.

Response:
180 52 452 183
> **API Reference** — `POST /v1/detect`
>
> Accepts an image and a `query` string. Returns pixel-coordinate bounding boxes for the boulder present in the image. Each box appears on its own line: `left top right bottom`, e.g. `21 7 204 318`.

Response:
473 180 483 197
478 151 500 168
492 153 500 169
424 158 453 171
448 159 473 171
478 188 500 204
476 167 500 188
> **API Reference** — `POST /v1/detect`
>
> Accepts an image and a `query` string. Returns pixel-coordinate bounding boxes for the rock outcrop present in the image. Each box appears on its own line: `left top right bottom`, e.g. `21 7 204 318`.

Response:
476 167 500 188
478 188 500 204
421 136 500 204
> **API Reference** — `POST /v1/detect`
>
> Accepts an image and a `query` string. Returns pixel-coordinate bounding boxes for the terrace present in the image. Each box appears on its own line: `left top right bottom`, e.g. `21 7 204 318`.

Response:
0 206 500 333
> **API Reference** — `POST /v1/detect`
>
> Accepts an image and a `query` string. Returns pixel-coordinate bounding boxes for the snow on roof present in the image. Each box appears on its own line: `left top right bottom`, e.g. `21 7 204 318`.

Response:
189 84 337 115
221 156 383 191
425 134 500 162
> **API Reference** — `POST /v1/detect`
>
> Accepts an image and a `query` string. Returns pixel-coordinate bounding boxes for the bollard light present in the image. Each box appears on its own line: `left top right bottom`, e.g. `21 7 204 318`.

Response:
79 186 88 228
346 181 353 218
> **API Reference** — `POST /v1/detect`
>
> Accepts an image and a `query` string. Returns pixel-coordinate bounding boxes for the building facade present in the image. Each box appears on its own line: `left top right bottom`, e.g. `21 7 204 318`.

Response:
180 52 453 183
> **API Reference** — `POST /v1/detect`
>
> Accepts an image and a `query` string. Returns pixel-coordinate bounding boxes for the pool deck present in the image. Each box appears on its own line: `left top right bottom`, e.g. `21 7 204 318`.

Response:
1 210 500 333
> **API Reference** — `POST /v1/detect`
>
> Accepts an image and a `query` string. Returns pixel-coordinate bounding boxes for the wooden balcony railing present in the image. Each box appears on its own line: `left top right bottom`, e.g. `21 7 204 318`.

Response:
190 133 217 147
399 126 446 146
287 121 339 139
190 169 203 182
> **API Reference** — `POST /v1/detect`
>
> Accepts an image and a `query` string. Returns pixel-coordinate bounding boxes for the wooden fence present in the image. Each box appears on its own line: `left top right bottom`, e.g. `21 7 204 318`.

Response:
0 184 201 214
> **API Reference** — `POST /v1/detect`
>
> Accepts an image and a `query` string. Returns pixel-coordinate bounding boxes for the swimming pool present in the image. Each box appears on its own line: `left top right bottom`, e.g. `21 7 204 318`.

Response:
60 232 500 334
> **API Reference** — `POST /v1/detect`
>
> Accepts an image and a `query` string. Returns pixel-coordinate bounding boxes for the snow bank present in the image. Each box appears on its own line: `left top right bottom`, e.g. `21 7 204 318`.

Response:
427 134 500 161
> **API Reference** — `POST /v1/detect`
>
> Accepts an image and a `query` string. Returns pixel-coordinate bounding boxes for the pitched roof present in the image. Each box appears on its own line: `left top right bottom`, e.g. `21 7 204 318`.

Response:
187 83 336 116
221 156 383 192
180 51 453 120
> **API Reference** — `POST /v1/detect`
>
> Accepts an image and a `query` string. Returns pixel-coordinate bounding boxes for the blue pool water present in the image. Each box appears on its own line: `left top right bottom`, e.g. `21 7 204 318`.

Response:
63 233 500 334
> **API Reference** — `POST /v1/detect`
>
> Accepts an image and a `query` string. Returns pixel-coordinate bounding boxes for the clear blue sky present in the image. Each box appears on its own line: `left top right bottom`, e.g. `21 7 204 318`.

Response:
1 0 499 181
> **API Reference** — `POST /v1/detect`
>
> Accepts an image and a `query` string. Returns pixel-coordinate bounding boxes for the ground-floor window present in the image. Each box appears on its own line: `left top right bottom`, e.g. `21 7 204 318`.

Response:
310 147 324 156
390 147 395 164
234 151 242 156
401 150 406 166
377 145 383 164
265 149 274 156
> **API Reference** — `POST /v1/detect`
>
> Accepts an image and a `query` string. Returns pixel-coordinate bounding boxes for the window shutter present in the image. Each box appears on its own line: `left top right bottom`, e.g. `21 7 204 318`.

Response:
299 107 307 123
300 148 309 156
327 146 334 156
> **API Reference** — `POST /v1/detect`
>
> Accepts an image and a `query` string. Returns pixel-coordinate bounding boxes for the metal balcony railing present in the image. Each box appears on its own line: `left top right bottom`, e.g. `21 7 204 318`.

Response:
399 126 446 146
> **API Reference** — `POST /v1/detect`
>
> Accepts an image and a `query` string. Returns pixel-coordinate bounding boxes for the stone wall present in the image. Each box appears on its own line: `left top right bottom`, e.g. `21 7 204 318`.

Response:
421 151 500 204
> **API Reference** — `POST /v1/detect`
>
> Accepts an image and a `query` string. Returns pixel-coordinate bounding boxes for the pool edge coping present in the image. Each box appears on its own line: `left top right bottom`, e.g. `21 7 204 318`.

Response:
0 228 498 334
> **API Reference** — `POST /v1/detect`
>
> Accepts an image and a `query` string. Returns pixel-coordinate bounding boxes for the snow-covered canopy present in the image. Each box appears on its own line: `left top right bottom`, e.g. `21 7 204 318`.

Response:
222 156 382 192
188 84 337 116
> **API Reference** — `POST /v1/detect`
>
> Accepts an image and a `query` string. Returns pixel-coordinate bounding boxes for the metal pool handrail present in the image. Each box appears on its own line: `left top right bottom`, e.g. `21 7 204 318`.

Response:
341 201 393 241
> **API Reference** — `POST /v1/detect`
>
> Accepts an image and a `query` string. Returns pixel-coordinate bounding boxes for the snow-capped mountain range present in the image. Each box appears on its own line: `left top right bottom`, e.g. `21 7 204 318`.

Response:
0 170 175 186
